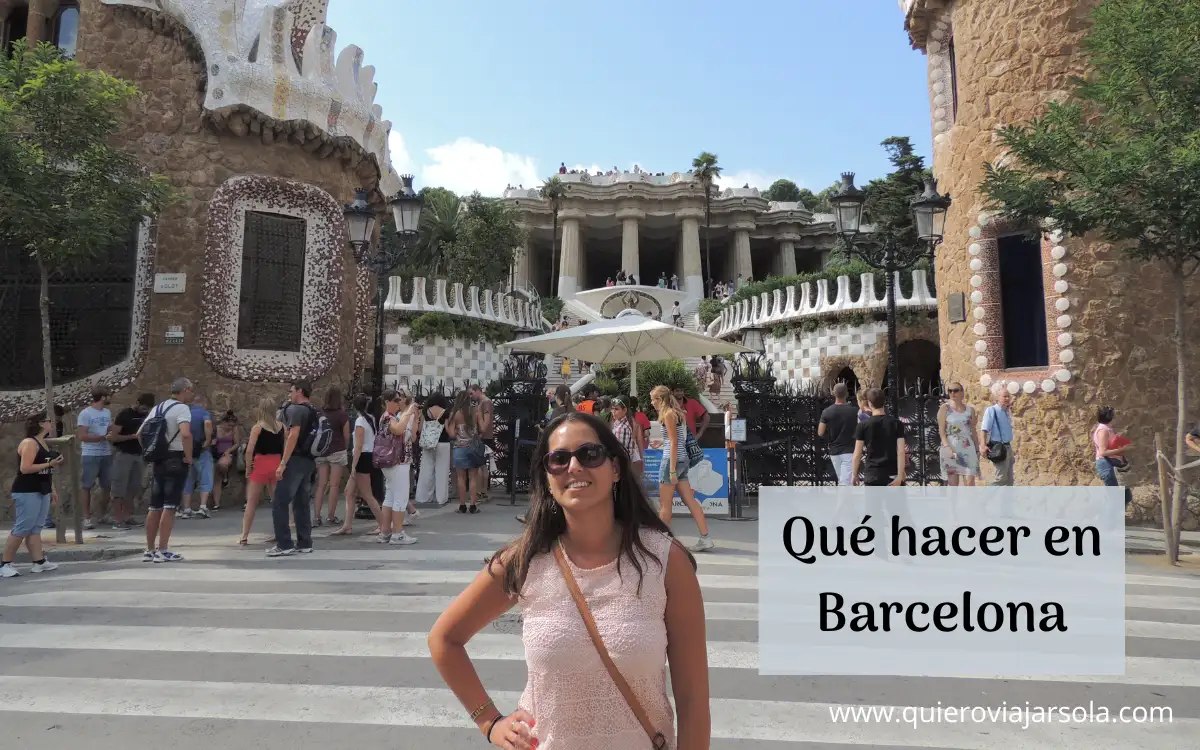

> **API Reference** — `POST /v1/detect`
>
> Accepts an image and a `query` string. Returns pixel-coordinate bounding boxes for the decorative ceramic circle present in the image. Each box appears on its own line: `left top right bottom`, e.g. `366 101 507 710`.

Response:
973 322 987 336
1007 381 1021 395
1055 298 1070 312
970 290 983 304
1060 349 1075 363
1023 381 1037 394
1054 280 1069 294
980 374 993 387
933 93 947 106
968 243 982 255
969 226 982 239
1050 229 1064 243
1051 245 1067 260
973 307 986 320
978 213 992 227
935 134 947 145
975 340 987 352
931 27 946 40
935 108 948 121
933 80 946 94
1057 314 1072 328
1057 332 1073 347
934 121 948 133
929 40 943 53
1053 263 1068 277
969 258 983 271
975 356 988 369
970 275 983 288
1042 379 1056 393
1056 369 1072 382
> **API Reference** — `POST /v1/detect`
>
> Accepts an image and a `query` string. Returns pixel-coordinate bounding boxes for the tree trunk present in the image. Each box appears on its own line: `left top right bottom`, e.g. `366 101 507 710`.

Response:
704 191 712 296
1156 433 1177 563
550 209 559 298
37 257 68 543
1170 264 1189 564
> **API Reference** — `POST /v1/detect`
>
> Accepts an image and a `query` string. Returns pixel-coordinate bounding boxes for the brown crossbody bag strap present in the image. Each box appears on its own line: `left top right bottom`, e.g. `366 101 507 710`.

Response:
553 544 668 750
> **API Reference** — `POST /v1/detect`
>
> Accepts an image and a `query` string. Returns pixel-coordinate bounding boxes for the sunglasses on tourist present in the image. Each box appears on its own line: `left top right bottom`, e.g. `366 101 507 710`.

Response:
543 443 610 474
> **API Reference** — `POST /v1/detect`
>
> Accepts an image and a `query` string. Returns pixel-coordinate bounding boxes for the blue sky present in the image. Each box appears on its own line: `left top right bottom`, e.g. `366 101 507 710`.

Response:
325 0 932 198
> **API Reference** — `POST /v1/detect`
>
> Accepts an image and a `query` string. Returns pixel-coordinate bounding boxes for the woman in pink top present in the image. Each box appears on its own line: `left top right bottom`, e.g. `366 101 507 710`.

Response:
428 411 711 749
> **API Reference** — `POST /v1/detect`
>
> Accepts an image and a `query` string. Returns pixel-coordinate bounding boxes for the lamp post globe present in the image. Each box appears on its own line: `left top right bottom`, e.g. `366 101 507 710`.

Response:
389 173 422 238
343 188 377 256
910 175 951 245
830 172 866 241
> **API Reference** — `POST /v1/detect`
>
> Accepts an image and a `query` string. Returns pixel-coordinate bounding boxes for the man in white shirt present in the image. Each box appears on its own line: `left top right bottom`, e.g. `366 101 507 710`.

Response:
137 377 193 563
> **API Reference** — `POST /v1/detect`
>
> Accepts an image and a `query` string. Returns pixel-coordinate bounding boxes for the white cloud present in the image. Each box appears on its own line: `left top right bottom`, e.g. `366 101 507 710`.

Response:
386 130 413 175
714 169 784 191
418 137 541 197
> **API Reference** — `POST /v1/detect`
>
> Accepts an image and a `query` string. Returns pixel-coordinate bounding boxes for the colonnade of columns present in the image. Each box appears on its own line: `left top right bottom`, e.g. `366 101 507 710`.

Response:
514 212 812 300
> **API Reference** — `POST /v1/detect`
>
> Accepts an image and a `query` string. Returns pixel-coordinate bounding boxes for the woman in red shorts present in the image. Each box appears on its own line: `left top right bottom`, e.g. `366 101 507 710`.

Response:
239 397 284 545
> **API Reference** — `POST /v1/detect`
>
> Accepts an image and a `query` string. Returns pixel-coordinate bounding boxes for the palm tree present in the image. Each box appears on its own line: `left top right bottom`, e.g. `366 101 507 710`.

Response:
407 187 461 277
691 152 721 295
541 176 566 296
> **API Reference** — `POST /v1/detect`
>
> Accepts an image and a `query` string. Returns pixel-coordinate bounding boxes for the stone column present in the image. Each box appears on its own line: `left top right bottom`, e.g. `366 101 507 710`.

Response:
730 218 756 281
27 0 54 45
556 209 585 299
677 207 704 301
617 207 643 281
511 233 532 291
777 232 799 276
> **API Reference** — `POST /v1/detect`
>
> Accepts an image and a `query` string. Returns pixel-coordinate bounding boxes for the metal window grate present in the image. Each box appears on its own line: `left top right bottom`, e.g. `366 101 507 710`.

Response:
237 210 307 352
0 225 139 390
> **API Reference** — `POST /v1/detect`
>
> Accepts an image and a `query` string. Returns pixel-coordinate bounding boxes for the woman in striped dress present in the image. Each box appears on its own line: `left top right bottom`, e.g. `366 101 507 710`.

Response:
609 397 643 479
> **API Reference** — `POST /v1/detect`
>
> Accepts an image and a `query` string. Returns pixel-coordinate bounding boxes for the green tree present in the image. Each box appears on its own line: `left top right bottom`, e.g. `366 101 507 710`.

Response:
0 43 174 434
978 0 1200 563
410 186 460 276
442 192 525 290
863 136 930 251
762 178 802 203
691 152 721 294
541 176 565 295
797 182 841 213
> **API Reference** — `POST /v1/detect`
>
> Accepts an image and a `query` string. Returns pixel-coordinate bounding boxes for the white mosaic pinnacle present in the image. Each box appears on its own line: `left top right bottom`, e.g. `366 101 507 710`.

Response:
101 0 403 196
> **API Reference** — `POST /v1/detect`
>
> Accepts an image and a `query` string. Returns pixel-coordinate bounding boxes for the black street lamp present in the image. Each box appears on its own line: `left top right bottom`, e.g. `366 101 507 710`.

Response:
345 175 423 397
829 172 950 413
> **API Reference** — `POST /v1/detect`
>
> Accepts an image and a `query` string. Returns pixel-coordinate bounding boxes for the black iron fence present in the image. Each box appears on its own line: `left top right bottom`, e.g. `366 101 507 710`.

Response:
731 354 945 495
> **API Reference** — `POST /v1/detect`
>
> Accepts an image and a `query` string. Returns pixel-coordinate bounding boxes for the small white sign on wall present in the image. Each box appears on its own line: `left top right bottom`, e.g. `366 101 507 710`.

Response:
154 273 186 294
165 325 184 345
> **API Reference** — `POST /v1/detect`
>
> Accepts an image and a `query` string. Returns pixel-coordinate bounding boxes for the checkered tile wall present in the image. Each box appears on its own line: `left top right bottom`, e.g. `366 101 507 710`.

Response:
764 320 888 386
383 327 506 390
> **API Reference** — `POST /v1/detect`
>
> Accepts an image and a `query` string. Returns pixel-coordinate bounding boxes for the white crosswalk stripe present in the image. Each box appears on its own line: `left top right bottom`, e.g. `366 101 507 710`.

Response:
1 526 1198 749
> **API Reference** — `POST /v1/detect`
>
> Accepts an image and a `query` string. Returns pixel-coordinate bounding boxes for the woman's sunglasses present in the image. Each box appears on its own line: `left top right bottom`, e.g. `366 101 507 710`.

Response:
543 443 610 474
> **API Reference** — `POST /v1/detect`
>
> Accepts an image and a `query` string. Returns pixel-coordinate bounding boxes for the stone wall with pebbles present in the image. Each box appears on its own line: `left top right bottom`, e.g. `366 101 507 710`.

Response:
0 1 372 512
909 0 1200 495
201 174 347 382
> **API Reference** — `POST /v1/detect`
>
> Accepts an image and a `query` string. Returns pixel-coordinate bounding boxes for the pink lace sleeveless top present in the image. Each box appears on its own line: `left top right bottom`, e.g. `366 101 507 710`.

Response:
517 528 676 749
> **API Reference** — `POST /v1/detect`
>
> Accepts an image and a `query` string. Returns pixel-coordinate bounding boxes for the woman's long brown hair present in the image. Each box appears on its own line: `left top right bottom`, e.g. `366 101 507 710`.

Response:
488 412 695 598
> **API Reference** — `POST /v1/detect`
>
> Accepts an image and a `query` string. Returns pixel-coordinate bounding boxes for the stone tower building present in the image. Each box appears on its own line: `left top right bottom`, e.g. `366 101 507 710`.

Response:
0 0 405 507
900 0 1199 498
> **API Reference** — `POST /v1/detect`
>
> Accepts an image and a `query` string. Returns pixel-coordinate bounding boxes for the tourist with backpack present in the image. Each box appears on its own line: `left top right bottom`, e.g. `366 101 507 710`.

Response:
267 380 331 557
136 377 195 563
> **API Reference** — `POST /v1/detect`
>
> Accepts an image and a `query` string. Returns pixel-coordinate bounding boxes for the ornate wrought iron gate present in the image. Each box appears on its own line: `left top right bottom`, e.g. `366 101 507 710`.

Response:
732 355 945 491
486 354 549 496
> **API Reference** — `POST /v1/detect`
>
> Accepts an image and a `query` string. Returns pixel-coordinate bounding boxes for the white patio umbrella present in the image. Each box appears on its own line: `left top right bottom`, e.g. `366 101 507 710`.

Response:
501 309 755 395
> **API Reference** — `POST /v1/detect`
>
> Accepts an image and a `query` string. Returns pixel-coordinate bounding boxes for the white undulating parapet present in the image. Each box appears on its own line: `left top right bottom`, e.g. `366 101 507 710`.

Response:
707 269 936 338
383 276 543 330
102 0 403 196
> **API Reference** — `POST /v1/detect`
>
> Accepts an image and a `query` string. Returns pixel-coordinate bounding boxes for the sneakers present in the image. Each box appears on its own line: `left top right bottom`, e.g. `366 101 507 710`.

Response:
30 560 59 573
389 531 417 545
142 550 184 563
0 563 18 578
266 546 295 557
689 536 715 553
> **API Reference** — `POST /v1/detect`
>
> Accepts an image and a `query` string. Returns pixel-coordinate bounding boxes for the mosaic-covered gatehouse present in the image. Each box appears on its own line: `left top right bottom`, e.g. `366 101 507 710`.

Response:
0 0 532 506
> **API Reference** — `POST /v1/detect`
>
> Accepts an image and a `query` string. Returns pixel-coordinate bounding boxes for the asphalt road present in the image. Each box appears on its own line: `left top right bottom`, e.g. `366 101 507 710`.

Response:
0 501 1197 749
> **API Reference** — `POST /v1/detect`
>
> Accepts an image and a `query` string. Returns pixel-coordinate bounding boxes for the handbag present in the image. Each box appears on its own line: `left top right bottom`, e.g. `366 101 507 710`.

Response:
986 441 1007 463
684 428 704 468
372 414 409 469
553 544 668 750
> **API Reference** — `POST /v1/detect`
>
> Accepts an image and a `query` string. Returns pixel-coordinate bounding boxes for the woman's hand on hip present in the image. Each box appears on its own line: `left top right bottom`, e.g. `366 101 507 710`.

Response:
491 709 537 748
